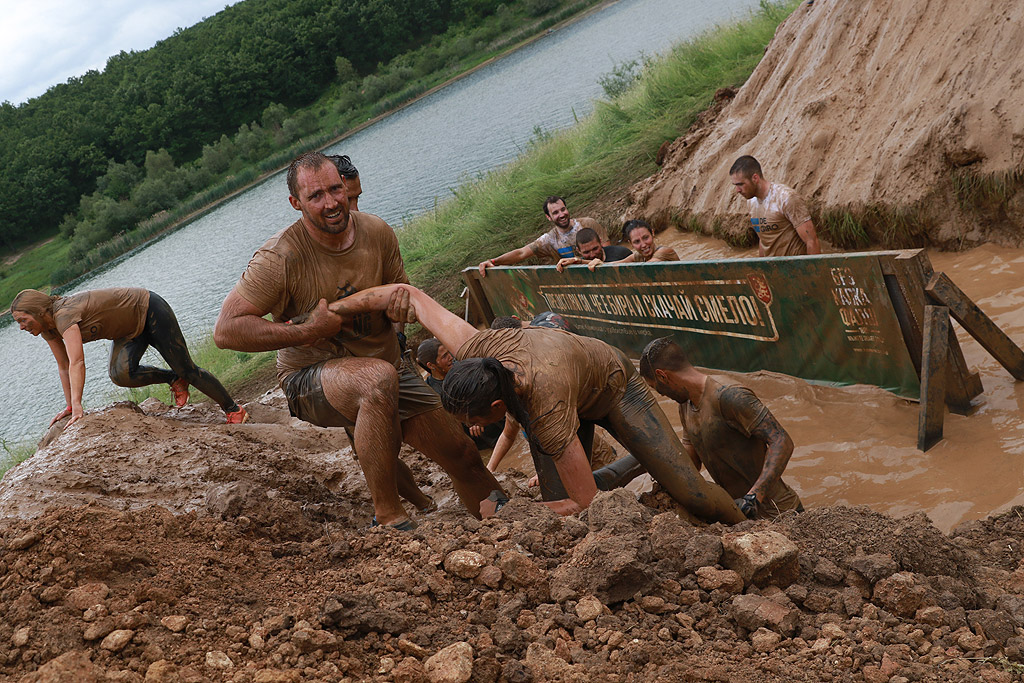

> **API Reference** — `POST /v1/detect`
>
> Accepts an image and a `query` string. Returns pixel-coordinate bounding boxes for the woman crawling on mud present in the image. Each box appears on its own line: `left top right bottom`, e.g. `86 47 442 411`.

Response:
11 288 247 427
325 284 745 523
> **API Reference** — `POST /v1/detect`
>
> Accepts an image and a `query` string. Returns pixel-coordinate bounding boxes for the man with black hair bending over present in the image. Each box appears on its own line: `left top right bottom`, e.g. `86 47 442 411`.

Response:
729 155 820 257
640 337 803 519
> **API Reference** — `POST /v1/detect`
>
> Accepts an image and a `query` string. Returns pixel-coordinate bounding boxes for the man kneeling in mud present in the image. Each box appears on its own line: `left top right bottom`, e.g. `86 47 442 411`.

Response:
640 337 803 519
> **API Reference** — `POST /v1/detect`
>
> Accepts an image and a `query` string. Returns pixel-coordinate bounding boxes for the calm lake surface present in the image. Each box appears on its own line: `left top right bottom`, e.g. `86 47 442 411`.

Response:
0 0 761 446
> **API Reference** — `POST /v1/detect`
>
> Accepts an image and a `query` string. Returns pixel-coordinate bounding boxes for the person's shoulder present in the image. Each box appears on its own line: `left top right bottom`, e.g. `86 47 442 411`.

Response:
256 220 304 256
350 210 393 233
577 217 602 229
603 244 632 261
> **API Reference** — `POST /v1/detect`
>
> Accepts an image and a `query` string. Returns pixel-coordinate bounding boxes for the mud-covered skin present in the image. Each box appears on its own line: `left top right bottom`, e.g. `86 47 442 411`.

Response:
746 407 794 504
107 292 238 412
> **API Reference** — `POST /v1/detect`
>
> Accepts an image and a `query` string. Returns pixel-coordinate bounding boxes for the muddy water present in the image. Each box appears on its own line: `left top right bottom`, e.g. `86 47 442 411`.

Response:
494 233 1024 532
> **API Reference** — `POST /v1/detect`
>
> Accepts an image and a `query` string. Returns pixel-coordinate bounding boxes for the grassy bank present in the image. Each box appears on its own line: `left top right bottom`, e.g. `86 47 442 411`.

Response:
400 0 800 307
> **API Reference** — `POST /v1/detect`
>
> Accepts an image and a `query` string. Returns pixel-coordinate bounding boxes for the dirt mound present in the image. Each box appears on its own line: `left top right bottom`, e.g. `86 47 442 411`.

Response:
625 0 1024 248
2 400 1024 681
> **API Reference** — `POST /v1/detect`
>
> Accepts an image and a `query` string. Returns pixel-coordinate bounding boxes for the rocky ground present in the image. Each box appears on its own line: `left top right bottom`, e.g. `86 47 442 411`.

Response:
2 395 1024 682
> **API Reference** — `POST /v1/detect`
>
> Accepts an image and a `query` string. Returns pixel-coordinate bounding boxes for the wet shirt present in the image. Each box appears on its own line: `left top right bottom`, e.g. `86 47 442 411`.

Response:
602 245 632 262
747 182 812 256
527 218 608 261
680 375 801 515
633 245 680 263
456 327 627 458
233 212 408 381
44 288 150 343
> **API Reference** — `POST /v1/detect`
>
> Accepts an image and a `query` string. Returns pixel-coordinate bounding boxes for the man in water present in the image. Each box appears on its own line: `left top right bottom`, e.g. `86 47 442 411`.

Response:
555 227 631 271
729 155 820 257
640 337 803 519
417 337 504 450
214 151 504 529
478 196 609 276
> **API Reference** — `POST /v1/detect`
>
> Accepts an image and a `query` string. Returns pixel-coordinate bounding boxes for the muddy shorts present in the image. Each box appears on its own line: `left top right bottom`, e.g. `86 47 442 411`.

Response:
282 359 442 429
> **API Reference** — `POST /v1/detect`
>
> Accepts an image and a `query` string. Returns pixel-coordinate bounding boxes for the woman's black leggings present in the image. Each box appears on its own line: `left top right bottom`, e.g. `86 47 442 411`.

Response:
107 292 238 412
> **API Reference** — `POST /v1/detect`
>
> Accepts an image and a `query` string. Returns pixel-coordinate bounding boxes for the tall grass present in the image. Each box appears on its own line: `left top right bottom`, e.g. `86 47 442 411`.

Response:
399 0 800 306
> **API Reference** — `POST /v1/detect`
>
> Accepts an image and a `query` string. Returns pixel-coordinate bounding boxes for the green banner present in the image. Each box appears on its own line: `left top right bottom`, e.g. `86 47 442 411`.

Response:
466 252 922 399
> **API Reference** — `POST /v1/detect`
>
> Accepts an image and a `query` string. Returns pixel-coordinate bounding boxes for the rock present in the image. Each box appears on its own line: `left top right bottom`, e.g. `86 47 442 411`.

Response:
100 629 135 652
639 595 667 613
398 638 430 659
83 618 116 641
291 629 338 653
249 633 265 649
968 609 1016 646
320 593 411 634
695 567 744 593
846 553 898 584
813 558 846 585
19 650 105 683
263 612 295 634
873 572 929 618
819 623 845 640
39 585 65 603
12 626 30 647
83 604 109 622
67 582 111 610
575 595 605 622
916 605 947 626
721 530 799 587
144 660 178 682
205 651 233 669
393 657 428 683
523 642 572 678
648 513 693 570
496 551 550 600
477 565 503 589
549 532 653 604
586 489 651 533
730 594 800 636
443 550 486 579
683 534 723 572
253 669 301 683
160 615 188 633
750 627 782 652
424 641 474 683
10 531 42 551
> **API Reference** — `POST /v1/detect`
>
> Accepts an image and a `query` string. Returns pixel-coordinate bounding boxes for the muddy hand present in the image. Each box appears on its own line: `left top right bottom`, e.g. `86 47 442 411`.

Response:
50 406 72 427
386 288 416 324
304 299 343 340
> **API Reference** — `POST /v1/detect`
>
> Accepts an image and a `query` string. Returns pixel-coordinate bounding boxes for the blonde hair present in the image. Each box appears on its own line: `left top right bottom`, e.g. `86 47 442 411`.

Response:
10 289 61 319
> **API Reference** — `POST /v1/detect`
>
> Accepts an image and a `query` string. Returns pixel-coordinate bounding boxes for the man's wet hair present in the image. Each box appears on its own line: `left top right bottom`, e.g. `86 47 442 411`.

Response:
416 338 442 371
286 151 331 198
622 219 652 243
640 336 691 380
542 195 565 216
328 154 359 179
576 227 600 245
729 155 763 179
490 316 524 329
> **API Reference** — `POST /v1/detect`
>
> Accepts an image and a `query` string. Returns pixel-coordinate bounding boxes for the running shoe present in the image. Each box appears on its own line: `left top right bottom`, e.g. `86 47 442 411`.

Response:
169 379 189 407
225 407 249 424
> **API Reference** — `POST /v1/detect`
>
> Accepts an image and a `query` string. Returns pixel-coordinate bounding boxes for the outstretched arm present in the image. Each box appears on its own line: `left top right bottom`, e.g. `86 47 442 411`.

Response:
478 245 535 277
748 410 794 504
46 336 73 426
541 436 599 515
60 324 86 426
214 290 341 352
486 417 520 472
328 284 478 357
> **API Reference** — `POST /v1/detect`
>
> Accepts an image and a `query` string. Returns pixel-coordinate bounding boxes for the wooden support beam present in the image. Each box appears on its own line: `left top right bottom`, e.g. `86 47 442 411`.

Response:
925 272 1024 381
462 269 495 326
918 305 950 452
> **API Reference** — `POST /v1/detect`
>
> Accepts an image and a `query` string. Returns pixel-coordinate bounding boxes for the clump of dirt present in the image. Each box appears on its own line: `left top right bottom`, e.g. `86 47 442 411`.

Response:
1 399 1024 682
624 0 1024 249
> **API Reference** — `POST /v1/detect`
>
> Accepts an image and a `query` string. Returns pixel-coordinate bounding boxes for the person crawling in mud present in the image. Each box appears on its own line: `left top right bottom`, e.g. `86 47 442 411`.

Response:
320 284 746 523
555 227 631 271
729 155 821 257
12 288 247 427
640 337 804 519
478 196 610 276
213 151 505 529
481 313 648 499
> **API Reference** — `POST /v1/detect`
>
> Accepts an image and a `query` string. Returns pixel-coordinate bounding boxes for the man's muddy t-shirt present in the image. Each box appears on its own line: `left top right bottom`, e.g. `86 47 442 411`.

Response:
232 212 408 381
44 288 150 342
747 182 812 256
456 327 627 458
527 218 608 262
680 375 801 515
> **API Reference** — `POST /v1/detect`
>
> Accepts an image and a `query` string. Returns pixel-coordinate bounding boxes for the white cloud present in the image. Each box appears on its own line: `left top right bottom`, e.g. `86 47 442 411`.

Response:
0 0 237 105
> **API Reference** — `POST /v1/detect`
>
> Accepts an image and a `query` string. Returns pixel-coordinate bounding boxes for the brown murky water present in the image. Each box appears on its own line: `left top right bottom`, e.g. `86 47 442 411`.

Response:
494 231 1024 532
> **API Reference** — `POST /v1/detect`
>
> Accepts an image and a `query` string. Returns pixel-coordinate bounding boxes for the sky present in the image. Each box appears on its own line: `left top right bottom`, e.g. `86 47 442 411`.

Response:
0 0 240 105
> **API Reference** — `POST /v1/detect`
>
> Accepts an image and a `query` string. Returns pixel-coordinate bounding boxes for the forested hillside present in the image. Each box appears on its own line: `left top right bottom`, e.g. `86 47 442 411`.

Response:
0 0 570 258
